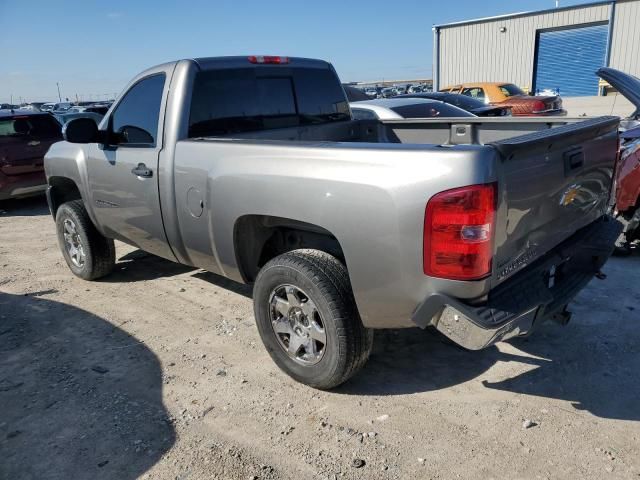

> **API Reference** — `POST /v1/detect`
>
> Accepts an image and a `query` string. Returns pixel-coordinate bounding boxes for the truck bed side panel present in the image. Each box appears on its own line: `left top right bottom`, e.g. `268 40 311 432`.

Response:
172 140 498 328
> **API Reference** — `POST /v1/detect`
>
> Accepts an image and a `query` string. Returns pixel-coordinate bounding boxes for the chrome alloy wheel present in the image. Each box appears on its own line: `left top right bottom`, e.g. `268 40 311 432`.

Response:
63 218 86 268
269 284 326 365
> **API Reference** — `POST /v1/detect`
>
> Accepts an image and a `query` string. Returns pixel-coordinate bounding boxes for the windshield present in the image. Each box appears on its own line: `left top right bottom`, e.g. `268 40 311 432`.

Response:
189 67 350 137
499 84 526 97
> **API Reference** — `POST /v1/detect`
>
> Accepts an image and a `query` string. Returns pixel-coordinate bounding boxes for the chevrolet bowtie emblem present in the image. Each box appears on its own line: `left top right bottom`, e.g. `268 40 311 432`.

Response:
560 184 580 206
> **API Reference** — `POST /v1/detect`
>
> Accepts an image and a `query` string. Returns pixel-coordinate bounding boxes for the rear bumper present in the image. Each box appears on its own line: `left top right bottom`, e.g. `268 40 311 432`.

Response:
412 215 622 350
0 170 47 200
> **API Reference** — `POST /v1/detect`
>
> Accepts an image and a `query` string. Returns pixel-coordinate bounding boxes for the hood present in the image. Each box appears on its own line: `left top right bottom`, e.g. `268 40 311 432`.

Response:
597 67 640 115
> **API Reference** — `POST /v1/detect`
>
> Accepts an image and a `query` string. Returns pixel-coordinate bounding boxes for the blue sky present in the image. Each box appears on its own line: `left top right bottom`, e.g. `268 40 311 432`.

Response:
1 0 596 103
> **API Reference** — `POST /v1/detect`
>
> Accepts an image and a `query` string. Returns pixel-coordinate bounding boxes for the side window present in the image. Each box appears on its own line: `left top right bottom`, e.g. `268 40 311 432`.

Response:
461 87 485 100
111 73 165 147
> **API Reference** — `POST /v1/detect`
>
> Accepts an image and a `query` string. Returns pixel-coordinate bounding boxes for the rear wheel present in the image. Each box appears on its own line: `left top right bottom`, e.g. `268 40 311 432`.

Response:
56 200 115 280
253 249 373 389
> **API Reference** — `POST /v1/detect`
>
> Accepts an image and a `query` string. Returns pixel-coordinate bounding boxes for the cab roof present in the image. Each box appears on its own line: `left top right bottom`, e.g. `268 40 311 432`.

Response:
192 56 331 71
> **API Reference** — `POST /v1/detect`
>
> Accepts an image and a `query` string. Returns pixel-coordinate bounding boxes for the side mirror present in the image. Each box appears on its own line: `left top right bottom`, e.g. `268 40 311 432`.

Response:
63 118 99 144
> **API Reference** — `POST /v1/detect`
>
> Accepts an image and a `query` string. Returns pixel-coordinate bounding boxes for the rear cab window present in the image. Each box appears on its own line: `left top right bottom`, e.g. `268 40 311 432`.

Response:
0 115 62 142
188 66 350 137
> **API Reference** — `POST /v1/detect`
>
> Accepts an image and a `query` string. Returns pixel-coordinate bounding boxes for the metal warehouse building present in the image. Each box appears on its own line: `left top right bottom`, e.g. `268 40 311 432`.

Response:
433 0 640 96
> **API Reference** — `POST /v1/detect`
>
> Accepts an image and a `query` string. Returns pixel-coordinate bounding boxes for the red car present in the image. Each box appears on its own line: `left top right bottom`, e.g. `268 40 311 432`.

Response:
0 110 62 201
598 67 640 252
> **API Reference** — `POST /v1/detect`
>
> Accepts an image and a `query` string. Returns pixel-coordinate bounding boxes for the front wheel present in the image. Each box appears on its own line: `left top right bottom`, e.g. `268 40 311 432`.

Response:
253 249 373 389
55 200 115 280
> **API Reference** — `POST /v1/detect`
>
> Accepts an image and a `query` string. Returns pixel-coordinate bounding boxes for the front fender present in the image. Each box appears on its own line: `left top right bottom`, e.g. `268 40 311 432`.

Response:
44 142 102 231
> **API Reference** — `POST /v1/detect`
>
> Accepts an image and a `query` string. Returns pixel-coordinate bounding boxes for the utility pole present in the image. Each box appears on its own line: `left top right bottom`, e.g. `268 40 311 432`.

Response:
56 82 62 102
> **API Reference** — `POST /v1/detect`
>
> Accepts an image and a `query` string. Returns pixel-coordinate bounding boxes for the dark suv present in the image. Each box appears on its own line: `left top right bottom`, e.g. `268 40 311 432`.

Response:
0 111 62 200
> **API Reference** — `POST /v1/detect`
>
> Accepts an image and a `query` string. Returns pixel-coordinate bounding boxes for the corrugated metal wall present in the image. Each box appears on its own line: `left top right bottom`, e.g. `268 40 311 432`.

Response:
534 23 609 96
609 0 640 73
437 3 611 90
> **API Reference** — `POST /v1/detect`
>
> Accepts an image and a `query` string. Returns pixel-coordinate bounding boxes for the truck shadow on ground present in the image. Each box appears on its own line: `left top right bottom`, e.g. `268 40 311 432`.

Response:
0 291 175 480
105 250 253 298
105 249 194 282
340 317 640 422
0 195 49 217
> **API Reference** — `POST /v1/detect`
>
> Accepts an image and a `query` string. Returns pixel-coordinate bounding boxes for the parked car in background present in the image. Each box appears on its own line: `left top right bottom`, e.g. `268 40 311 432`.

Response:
597 67 640 253
18 104 41 112
68 105 110 115
0 110 62 200
52 102 73 113
401 91 512 116
350 97 476 120
441 82 566 116
53 112 104 126
41 102 73 113
40 103 56 112
364 88 377 98
381 87 396 98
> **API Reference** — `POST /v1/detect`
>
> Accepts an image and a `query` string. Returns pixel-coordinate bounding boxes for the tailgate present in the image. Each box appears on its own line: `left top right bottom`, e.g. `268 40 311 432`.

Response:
490 116 619 284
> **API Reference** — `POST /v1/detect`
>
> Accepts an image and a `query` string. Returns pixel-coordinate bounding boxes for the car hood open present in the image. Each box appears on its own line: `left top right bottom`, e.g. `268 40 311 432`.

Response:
597 67 640 117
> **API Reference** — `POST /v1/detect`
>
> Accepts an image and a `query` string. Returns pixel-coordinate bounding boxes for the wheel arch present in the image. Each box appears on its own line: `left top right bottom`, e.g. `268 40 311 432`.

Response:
233 215 346 283
47 176 83 218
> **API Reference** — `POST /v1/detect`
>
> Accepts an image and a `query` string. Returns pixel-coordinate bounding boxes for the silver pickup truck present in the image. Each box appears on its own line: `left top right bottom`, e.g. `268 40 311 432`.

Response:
44 56 621 388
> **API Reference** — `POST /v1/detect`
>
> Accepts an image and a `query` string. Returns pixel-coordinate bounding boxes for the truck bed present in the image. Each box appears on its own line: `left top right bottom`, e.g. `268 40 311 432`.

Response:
212 116 600 146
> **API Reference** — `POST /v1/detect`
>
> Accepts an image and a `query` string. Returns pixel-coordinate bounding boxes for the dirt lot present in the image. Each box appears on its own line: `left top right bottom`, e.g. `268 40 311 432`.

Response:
1 196 639 480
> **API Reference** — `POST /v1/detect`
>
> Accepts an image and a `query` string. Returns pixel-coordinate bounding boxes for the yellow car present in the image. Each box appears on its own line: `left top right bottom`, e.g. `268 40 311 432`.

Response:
440 82 566 116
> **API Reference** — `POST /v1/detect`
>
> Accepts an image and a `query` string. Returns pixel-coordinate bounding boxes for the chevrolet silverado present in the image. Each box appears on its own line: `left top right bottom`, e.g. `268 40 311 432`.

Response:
44 56 621 388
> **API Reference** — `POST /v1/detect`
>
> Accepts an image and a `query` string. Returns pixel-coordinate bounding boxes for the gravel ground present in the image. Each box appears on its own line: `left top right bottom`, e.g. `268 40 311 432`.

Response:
1 196 639 480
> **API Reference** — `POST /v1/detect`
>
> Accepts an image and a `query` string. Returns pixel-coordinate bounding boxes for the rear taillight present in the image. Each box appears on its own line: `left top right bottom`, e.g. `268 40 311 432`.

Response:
423 183 497 280
248 55 289 64
531 100 547 113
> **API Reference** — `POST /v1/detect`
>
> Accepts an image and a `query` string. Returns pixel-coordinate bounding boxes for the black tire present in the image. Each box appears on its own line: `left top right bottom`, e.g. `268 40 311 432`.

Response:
55 200 115 280
253 249 373 389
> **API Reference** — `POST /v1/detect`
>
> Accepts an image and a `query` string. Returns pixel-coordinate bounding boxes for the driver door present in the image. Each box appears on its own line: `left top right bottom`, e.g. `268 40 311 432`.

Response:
86 71 175 260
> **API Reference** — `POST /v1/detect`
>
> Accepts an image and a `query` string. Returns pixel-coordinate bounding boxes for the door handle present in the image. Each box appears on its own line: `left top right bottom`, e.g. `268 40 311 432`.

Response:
131 163 153 178
27 140 41 146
